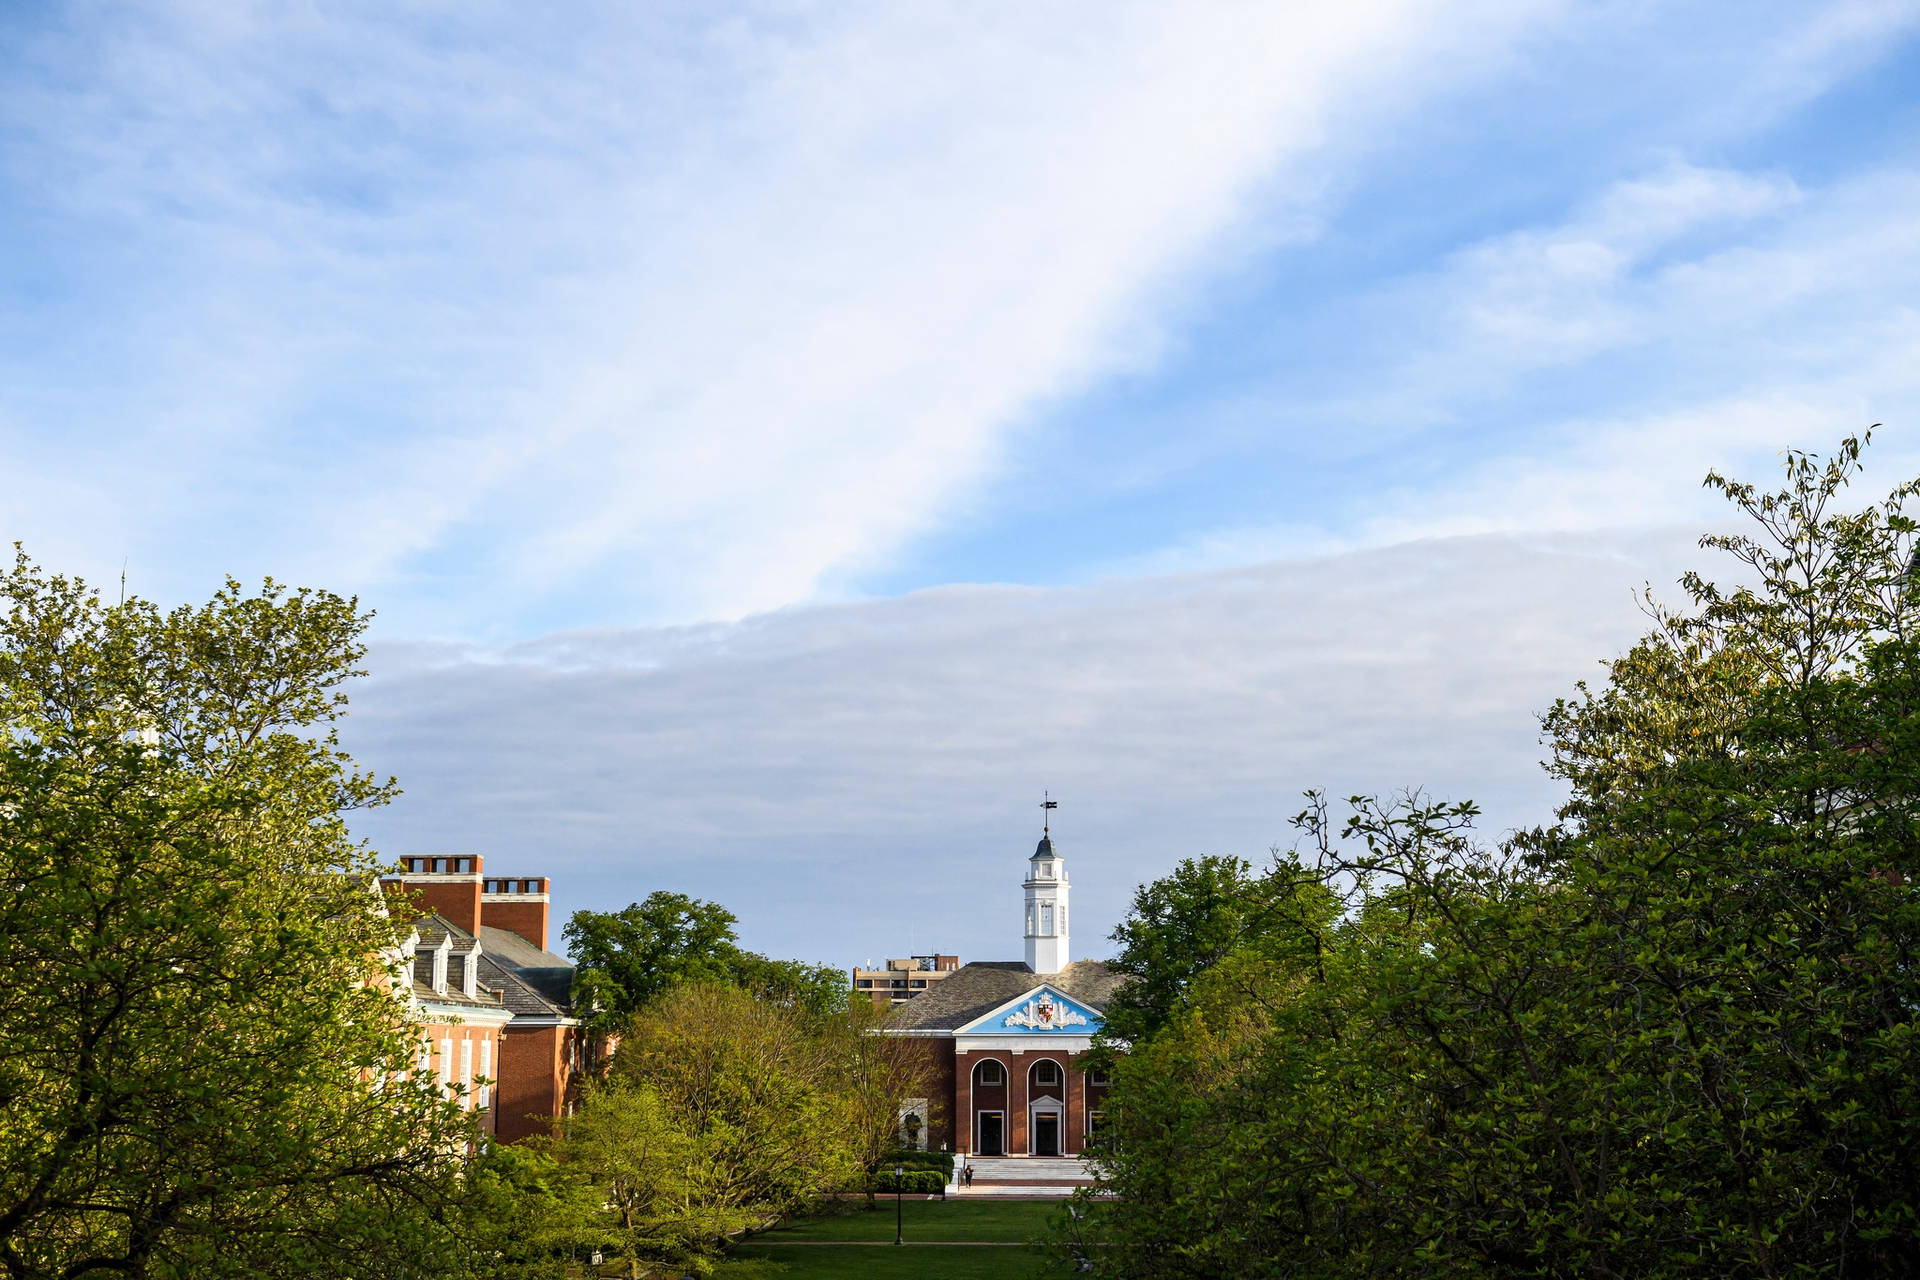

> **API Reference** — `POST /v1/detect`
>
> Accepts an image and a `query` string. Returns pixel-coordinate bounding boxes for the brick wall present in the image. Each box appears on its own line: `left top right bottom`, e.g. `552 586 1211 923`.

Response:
494 1023 566 1144
480 876 550 949
416 1017 503 1141
923 1040 956 1150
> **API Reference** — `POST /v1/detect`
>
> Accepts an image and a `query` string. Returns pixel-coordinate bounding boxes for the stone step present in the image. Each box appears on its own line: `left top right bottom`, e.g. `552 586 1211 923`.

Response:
949 1156 1099 1196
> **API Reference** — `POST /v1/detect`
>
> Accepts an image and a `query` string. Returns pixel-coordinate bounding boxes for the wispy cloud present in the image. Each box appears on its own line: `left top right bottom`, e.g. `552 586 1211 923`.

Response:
1111 157 1920 580
0 0 1561 631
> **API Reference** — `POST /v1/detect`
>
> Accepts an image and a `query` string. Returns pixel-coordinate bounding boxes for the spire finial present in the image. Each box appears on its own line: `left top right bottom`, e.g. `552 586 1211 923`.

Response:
1041 791 1058 837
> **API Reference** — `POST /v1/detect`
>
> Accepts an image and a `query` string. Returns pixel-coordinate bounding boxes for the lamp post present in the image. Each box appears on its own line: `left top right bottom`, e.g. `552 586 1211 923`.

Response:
893 1164 905 1245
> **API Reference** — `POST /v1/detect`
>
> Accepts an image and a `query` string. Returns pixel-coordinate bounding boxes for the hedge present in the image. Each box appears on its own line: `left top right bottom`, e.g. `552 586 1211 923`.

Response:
871 1169 947 1195
883 1149 955 1177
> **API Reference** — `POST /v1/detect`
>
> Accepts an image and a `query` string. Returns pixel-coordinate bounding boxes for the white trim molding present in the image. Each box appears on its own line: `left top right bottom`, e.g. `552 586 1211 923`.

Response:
955 1033 1096 1053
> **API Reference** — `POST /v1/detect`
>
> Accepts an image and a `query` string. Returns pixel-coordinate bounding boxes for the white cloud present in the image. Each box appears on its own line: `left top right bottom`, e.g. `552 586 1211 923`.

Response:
1370 163 1920 541
1126 158 1920 579
343 526 1703 966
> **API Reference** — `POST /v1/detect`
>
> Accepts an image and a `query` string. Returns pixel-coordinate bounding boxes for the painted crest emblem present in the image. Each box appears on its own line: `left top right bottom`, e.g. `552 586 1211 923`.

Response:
1004 992 1089 1030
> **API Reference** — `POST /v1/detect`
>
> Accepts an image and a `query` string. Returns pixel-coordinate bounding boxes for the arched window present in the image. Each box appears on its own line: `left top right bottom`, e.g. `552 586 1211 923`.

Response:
975 1059 1005 1086
1032 1059 1062 1087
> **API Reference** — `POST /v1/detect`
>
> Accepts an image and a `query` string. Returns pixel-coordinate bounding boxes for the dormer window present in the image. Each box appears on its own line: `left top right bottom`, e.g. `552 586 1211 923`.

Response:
431 944 449 995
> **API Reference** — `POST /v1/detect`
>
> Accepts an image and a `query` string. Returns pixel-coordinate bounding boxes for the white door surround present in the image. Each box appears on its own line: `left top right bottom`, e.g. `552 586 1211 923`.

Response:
1027 1093 1064 1156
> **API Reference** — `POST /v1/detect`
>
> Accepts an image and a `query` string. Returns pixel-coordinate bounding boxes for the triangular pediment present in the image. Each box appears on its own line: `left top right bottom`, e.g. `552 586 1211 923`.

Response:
956 984 1104 1036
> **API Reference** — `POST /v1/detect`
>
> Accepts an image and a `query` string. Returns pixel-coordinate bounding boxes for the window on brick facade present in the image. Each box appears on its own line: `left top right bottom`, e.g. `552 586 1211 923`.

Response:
1033 1060 1062 1087
460 1039 473 1107
479 1038 492 1110
976 1060 1004 1086
439 1037 453 1091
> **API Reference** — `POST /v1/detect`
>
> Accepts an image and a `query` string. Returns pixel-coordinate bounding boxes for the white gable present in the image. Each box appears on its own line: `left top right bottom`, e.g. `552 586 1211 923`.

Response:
955 984 1105 1037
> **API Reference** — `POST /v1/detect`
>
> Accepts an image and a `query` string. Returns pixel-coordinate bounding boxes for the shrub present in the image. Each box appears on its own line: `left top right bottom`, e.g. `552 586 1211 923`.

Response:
882 1149 955 1177
871 1169 947 1195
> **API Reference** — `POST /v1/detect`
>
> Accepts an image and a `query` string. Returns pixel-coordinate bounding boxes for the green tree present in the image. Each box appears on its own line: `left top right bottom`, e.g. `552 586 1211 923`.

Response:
1102 852 1335 1045
449 1143 609 1280
727 950 853 1023
568 892 741 1028
0 551 473 1280
830 1000 941 1205
558 983 859 1276
566 892 845 1030
1073 434 1920 1278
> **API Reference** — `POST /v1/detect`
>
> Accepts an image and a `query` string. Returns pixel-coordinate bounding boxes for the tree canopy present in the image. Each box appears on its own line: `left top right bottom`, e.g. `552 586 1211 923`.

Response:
548 982 934 1277
0 552 473 1280
1070 435 1920 1278
566 890 847 1028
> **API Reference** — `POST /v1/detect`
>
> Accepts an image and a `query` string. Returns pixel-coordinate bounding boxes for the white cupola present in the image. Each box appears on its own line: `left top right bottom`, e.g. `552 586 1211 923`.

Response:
1023 831 1069 975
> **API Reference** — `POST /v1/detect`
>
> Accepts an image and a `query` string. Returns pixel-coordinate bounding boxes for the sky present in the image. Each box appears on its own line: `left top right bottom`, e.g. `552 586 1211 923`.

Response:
4 1 1920 968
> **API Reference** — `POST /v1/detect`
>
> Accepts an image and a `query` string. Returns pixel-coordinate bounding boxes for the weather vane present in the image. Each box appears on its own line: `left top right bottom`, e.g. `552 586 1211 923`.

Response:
1041 791 1058 836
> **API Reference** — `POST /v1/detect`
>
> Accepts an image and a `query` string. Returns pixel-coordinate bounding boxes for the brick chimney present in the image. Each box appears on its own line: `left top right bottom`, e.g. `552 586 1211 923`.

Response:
386 854 484 936
481 875 551 951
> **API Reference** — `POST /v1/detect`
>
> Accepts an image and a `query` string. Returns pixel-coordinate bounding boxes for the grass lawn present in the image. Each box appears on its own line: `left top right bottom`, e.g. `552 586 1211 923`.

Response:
721 1199 1060 1278
752 1198 1060 1242
720 1244 1050 1280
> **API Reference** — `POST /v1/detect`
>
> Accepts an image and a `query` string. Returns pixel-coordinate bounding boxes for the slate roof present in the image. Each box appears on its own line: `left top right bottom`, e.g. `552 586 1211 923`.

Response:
478 925 577 1012
414 915 478 950
478 925 569 969
886 959 1126 1033
477 953 568 1017
411 978 509 1012
407 912 507 1011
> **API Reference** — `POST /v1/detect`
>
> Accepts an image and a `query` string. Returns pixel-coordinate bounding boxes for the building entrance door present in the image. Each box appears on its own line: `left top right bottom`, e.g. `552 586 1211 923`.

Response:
1033 1112 1060 1157
978 1112 1004 1156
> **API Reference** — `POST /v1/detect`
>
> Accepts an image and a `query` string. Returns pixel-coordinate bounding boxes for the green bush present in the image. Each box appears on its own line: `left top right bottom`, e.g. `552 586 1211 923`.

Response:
882 1149 955 1177
871 1169 946 1195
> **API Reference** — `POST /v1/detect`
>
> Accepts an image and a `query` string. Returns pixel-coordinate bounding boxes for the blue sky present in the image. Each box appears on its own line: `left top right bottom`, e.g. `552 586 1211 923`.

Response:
5 2 1920 964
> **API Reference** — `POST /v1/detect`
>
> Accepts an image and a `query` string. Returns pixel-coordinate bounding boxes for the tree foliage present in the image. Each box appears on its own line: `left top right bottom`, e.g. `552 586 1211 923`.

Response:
1071 435 1920 1278
0 552 473 1280
566 891 847 1030
1102 853 1338 1046
554 983 897 1276
836 999 944 1205
446 1143 608 1280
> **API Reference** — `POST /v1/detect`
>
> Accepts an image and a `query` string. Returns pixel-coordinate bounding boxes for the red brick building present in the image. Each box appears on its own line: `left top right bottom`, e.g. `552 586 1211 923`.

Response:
884 831 1123 1157
385 855 609 1143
